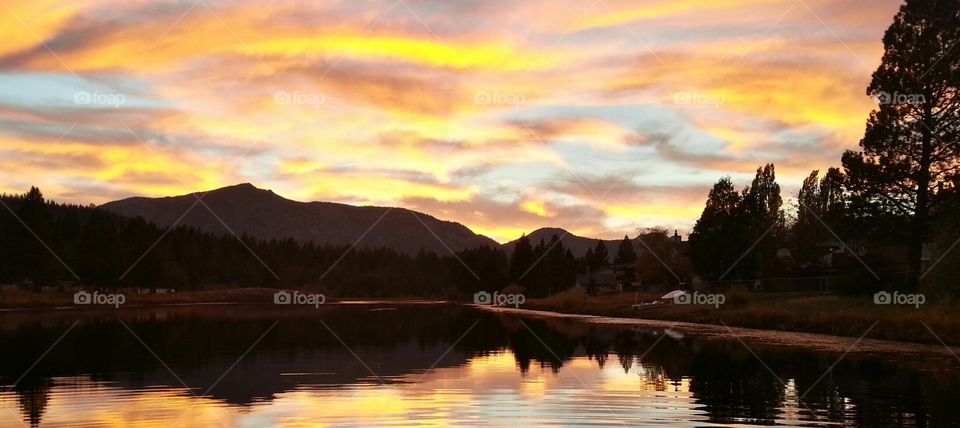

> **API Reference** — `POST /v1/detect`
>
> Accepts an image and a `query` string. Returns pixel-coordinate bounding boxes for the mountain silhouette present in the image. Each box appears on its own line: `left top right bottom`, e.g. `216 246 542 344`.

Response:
99 183 499 254
501 227 631 260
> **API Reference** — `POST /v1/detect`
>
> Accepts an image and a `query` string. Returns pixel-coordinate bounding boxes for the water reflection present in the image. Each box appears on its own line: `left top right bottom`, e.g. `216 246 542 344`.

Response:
0 304 957 426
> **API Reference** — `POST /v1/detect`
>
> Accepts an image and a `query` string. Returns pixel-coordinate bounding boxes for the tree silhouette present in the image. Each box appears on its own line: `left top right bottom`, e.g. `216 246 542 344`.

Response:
842 0 960 285
614 235 636 265
593 240 609 266
635 228 690 286
688 176 744 278
584 239 609 271
508 234 534 286
794 168 849 266
688 165 785 279
614 235 637 287
13 187 59 285
739 164 786 275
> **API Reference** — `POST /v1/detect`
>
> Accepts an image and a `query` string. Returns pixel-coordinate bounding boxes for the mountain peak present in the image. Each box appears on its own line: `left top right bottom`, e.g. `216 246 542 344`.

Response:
199 183 282 200
99 184 498 254
213 182 264 193
528 227 570 237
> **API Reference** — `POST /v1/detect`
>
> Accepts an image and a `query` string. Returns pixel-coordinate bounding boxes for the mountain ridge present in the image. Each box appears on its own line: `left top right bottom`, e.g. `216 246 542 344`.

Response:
100 183 500 255
501 227 634 260
100 183 664 257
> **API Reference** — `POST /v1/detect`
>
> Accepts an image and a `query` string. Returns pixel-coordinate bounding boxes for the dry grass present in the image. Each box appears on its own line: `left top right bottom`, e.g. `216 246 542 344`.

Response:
534 287 587 311
526 291 960 346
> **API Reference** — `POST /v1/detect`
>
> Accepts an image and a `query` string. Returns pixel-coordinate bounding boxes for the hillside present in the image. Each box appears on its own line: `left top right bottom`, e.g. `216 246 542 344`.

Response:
100 183 499 255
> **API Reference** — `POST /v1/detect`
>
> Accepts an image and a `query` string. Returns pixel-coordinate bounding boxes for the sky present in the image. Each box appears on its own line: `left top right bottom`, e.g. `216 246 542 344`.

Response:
0 0 903 243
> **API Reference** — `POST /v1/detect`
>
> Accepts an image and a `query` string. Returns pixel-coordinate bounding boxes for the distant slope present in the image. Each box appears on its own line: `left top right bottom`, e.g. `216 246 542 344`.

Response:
100 183 499 254
501 227 630 260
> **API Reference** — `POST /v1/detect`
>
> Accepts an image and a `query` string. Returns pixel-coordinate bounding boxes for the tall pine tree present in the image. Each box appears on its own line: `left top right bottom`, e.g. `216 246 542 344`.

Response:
688 177 744 278
842 0 960 284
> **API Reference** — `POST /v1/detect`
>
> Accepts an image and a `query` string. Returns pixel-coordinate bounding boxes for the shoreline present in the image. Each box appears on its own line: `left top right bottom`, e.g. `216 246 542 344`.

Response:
4 290 960 360
474 304 960 360
0 300 449 312
0 288 448 310
515 290 960 348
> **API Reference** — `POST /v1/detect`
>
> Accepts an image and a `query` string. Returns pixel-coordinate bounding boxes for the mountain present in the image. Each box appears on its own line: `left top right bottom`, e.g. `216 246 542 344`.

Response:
501 227 629 260
501 227 685 260
99 183 499 254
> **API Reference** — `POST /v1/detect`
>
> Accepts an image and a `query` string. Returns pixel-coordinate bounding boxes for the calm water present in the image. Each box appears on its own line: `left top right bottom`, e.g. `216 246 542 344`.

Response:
1 304 958 427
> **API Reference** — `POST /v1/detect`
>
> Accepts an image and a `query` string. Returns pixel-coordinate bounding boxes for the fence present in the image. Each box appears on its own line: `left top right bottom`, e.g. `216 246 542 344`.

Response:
697 276 841 293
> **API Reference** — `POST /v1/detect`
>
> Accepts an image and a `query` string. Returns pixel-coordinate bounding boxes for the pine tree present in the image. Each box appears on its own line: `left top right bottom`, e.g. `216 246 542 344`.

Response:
583 247 595 272
688 177 744 278
614 236 637 287
509 234 534 285
614 236 636 265
842 0 960 285
14 187 59 283
592 240 609 268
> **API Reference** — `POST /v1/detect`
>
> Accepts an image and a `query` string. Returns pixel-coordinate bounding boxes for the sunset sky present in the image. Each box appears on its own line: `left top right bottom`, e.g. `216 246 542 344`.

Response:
0 0 902 242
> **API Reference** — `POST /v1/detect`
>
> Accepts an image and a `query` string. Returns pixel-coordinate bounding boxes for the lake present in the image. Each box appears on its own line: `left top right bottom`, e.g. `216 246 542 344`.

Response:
1 303 958 427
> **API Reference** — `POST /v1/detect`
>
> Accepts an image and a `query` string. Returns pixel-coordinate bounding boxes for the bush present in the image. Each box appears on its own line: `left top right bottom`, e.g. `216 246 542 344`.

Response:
538 287 587 311
724 289 750 309
835 269 883 296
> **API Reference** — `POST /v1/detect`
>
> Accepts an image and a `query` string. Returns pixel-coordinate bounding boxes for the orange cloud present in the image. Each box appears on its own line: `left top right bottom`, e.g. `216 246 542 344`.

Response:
0 0 902 238
579 0 785 30
241 33 568 71
0 0 92 57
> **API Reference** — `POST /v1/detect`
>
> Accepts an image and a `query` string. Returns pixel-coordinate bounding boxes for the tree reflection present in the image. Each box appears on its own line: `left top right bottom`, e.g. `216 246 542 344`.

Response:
12 377 52 428
0 305 956 426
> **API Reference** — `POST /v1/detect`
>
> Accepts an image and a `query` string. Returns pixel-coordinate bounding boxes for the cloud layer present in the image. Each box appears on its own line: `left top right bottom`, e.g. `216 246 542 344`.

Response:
0 0 901 242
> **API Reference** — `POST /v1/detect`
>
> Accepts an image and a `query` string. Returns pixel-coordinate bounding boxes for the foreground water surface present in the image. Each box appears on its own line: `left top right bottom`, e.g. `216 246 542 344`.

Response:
1 304 958 427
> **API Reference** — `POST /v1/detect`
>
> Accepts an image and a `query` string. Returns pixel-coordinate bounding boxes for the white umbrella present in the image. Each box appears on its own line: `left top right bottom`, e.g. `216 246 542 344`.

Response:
661 289 687 300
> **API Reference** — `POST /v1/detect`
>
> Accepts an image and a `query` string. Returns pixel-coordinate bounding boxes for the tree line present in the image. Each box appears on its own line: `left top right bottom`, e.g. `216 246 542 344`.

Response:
0 187 608 298
1 186 671 298
689 0 959 295
0 187 498 297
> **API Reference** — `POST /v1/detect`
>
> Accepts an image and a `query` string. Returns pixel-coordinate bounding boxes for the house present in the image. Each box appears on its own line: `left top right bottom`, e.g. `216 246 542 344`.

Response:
575 268 619 294
672 230 690 254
